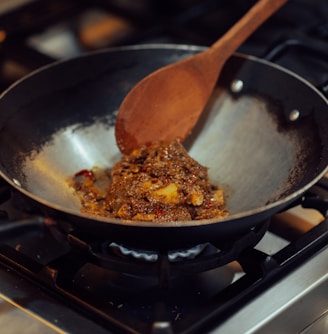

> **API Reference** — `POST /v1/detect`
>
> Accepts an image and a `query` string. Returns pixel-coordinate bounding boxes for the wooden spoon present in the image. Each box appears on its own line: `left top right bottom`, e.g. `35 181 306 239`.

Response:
115 0 288 154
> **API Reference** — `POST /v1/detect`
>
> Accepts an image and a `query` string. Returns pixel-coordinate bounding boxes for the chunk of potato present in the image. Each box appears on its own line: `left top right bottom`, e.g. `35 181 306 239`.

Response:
152 183 179 204
132 213 156 221
190 189 204 206
212 189 225 205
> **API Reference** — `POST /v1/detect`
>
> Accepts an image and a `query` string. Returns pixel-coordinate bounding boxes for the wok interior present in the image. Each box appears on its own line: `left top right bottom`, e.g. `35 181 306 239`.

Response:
0 47 326 222
17 92 309 215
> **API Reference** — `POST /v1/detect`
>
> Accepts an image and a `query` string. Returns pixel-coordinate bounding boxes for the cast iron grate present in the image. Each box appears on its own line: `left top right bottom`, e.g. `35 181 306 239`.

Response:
0 179 326 333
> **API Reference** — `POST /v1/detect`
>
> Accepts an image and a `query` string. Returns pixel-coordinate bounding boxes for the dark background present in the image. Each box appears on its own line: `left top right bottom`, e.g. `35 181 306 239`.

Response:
0 0 327 92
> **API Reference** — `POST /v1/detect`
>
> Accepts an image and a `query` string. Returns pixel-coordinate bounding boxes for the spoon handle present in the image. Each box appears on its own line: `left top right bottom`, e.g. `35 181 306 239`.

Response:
210 0 288 59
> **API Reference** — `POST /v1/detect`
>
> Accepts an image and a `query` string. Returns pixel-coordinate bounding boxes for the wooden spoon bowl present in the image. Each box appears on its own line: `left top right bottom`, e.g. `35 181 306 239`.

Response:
115 0 288 154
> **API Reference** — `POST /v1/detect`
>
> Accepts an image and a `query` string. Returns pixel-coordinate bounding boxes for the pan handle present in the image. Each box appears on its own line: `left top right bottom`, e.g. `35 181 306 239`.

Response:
302 197 328 218
263 39 328 98
301 179 328 218
0 216 51 240
317 80 328 98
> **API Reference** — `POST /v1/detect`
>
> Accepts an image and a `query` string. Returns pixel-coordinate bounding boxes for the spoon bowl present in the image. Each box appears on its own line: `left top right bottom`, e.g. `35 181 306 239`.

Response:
115 0 288 154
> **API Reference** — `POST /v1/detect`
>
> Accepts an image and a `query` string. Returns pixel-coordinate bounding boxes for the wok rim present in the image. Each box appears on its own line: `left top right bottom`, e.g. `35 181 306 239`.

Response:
0 43 328 228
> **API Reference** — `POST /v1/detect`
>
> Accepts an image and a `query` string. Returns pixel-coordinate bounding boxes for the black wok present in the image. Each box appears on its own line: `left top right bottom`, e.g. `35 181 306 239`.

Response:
0 45 327 251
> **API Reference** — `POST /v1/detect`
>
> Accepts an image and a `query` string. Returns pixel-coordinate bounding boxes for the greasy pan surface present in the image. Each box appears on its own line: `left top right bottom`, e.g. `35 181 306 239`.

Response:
0 45 327 250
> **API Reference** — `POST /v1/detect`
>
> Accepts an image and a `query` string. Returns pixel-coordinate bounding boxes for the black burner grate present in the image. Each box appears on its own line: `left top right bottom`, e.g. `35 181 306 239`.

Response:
0 181 327 333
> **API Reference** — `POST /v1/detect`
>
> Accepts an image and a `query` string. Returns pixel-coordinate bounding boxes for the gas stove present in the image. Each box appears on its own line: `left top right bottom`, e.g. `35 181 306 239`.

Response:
0 177 327 334
0 1 328 333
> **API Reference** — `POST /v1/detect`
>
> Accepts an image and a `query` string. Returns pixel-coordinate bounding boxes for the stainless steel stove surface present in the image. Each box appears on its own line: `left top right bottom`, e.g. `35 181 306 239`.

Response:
0 1 328 333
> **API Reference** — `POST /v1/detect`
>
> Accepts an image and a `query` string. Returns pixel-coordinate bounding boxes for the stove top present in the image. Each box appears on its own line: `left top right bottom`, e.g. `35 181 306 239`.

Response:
0 180 327 333
0 1 327 333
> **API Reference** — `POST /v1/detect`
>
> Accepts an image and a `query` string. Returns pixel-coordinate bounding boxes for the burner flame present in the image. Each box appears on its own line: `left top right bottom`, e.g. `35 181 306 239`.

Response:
109 242 208 262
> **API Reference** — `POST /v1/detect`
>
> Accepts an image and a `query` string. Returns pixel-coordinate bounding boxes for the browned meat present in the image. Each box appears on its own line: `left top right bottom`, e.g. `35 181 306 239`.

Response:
69 140 228 222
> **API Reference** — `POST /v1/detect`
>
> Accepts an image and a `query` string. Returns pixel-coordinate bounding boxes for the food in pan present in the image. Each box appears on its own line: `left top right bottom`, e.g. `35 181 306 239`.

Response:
69 140 228 222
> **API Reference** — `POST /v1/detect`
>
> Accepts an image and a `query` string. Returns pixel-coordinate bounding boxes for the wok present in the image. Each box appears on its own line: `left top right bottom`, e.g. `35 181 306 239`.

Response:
0 45 327 251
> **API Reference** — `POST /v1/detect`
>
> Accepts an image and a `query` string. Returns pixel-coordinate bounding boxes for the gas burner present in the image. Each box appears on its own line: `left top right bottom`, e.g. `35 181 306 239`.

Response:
109 242 208 262
0 178 326 333
60 220 269 279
